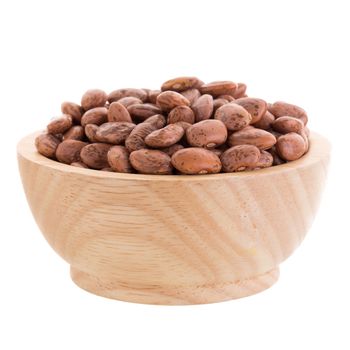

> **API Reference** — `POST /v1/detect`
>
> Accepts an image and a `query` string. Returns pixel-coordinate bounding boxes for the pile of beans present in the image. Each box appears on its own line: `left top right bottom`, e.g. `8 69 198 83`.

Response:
35 77 310 174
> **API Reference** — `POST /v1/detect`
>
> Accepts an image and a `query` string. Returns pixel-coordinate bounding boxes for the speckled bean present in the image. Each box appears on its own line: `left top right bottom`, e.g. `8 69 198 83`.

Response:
171 148 222 174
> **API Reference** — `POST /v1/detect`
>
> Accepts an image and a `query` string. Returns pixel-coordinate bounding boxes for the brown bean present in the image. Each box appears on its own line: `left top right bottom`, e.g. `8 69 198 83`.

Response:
228 127 276 150
214 103 252 131
130 149 172 174
84 124 99 142
81 107 108 127
95 122 135 144
156 91 190 112
299 128 309 152
233 83 247 99
218 95 236 102
127 103 162 119
144 114 166 129
220 145 260 172
80 143 111 169
180 88 201 105
268 146 285 165
108 88 148 103
116 96 143 108
107 145 133 173
245 150 273 170
252 111 275 130
161 76 202 92
56 140 88 164
186 120 227 148
200 81 237 97
276 132 306 161
148 90 161 104
141 88 151 98
160 144 184 156
61 102 84 124
192 94 214 122
81 89 108 110
171 148 222 174
234 97 267 124
256 151 273 168
168 105 195 124
269 101 308 125
107 102 132 123
70 161 89 168
145 124 184 148
35 133 61 158
213 98 229 111
175 121 192 131
63 125 84 141
125 123 156 152
47 115 72 134
272 116 304 134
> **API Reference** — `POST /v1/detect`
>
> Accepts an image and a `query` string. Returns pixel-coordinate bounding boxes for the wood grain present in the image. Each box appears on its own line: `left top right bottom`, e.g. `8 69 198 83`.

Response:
17 131 331 304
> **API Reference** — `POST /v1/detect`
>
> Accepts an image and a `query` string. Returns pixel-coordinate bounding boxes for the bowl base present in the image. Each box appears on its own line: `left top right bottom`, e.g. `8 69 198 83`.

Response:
70 267 279 305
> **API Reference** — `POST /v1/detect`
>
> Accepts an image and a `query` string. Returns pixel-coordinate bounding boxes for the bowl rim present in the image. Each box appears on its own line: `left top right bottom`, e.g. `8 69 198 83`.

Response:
17 131 331 182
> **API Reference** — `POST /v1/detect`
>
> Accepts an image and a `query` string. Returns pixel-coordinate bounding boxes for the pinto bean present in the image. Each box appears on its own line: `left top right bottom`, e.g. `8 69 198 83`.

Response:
56 140 88 164
220 145 260 172
214 103 252 131
271 116 305 134
168 105 195 124
200 81 237 97
127 103 162 120
269 101 308 125
107 102 132 123
47 115 72 134
80 143 111 169
180 88 201 105
35 133 61 159
171 148 222 174
63 125 84 141
252 111 275 130
81 89 108 110
228 127 276 150
186 120 227 148
81 107 108 127
61 102 84 124
161 76 202 92
156 91 190 112
130 149 173 174
107 145 133 173
125 123 156 152
144 114 166 129
234 97 267 124
276 132 306 161
145 124 184 148
192 94 214 122
108 88 148 103
95 122 136 144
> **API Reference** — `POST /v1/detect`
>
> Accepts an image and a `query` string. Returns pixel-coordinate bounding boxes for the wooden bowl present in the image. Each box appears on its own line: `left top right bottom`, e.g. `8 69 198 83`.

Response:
17 131 331 305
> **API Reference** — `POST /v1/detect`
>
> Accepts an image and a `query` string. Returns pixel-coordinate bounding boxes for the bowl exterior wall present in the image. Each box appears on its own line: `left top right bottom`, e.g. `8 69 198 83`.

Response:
17 132 330 289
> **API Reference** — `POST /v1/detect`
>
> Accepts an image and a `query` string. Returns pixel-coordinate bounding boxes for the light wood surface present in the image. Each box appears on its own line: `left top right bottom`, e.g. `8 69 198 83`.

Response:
17 131 331 304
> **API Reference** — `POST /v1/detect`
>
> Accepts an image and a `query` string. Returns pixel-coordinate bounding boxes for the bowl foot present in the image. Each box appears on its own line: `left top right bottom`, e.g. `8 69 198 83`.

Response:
70 267 279 305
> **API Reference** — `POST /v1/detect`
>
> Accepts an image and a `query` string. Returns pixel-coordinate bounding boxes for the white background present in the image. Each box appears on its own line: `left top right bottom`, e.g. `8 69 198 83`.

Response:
1 0 349 349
